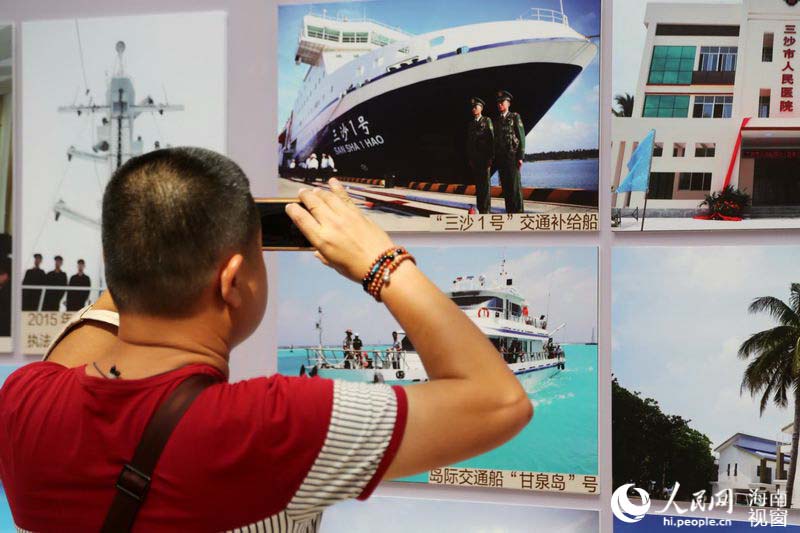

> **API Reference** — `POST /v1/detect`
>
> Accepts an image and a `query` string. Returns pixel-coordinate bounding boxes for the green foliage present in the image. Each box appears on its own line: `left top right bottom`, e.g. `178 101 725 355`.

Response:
613 93 635 118
612 377 716 501
699 186 751 218
738 284 800 507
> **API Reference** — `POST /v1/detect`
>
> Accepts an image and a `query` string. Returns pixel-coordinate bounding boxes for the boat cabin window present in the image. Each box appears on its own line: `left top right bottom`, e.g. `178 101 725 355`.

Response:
510 303 522 317
451 295 503 312
343 31 369 43
371 33 393 46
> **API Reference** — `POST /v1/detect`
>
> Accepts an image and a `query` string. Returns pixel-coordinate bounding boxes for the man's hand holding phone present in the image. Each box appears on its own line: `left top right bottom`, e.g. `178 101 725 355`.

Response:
285 179 396 283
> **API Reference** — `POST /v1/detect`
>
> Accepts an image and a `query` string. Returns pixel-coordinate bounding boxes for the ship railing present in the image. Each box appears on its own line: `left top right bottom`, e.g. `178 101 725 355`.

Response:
21 284 106 312
502 349 565 365
305 10 411 37
528 8 569 26
305 348 408 371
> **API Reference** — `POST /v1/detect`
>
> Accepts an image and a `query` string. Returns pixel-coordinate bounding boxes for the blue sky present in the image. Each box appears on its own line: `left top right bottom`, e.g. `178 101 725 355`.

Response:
613 246 800 449
276 246 597 347
277 0 600 152
321 495 598 532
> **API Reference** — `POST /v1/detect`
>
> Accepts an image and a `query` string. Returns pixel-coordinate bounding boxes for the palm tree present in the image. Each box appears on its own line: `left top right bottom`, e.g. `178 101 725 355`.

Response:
739 283 800 508
612 93 635 117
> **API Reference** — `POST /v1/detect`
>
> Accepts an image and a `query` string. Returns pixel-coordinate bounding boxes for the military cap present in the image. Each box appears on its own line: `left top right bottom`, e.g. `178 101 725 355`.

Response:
496 90 513 102
470 96 485 108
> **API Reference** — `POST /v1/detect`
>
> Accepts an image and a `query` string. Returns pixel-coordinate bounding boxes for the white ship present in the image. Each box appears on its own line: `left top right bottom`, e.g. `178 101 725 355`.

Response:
278 5 597 184
299 263 566 386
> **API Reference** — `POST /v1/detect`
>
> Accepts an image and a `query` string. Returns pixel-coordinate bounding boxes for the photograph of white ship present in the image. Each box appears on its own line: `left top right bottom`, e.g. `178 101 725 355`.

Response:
277 0 600 231
321 495 599 533
278 246 598 491
0 24 11 352
20 12 225 353
613 246 800 511
612 0 800 231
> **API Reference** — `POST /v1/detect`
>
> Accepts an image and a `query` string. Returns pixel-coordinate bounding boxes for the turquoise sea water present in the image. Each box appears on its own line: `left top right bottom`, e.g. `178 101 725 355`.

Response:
278 344 598 481
490 158 599 191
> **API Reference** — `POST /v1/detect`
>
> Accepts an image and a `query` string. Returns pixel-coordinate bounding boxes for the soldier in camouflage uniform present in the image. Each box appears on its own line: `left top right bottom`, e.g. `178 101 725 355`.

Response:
492 90 525 214
465 97 495 214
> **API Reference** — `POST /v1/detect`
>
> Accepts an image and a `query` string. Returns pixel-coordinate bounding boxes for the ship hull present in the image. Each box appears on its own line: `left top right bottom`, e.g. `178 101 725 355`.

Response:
286 61 582 185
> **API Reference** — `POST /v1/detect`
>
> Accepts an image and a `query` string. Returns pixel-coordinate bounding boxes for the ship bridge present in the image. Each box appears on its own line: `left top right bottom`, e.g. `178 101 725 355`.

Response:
295 12 411 67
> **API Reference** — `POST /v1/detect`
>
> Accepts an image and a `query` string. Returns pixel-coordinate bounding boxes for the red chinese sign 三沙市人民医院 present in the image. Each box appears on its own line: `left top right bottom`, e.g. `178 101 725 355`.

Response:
781 24 796 113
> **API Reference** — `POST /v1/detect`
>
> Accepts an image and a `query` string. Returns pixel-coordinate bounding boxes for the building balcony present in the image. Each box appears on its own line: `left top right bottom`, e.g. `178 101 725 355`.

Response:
692 70 736 85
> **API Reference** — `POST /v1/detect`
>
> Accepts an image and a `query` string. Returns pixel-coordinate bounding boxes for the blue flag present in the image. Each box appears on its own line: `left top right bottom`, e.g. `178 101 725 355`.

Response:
617 130 656 193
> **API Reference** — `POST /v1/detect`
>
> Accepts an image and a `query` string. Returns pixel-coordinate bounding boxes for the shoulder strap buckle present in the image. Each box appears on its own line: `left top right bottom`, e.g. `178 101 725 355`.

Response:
115 463 152 502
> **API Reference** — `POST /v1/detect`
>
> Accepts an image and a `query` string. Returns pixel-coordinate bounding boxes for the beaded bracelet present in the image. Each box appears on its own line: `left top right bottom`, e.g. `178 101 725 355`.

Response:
362 247 408 292
368 254 416 302
362 247 415 301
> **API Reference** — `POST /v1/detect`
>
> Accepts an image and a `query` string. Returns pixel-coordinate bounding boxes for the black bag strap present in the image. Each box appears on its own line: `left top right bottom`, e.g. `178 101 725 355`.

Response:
101 373 218 532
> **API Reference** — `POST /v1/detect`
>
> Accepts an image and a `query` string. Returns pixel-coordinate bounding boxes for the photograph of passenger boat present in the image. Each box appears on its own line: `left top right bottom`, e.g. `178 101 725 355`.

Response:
276 0 600 231
278 246 598 492
20 12 226 353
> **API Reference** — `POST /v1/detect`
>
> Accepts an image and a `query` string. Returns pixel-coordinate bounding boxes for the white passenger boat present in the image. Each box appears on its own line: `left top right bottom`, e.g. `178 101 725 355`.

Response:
299 263 566 385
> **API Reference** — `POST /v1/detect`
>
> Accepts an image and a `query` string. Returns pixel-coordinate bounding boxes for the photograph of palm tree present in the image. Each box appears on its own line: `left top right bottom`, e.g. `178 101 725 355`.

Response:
613 246 800 507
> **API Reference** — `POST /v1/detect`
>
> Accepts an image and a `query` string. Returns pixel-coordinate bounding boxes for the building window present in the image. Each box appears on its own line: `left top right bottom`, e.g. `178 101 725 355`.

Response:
735 463 738 476
643 95 691 117
757 465 761 477
678 172 712 191
693 95 733 118
695 143 716 157
649 46 696 84
759 89 771 118
649 172 675 199
653 143 664 157
727 463 731 476
307 25 324 39
699 46 738 72
763 33 774 62
673 143 686 157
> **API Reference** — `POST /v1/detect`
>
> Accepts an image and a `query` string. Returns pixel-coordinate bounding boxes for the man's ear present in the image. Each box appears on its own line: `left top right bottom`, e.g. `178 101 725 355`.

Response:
219 254 245 309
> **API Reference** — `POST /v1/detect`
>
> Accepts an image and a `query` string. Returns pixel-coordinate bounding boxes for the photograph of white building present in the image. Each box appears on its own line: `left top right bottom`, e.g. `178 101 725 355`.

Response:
612 0 800 230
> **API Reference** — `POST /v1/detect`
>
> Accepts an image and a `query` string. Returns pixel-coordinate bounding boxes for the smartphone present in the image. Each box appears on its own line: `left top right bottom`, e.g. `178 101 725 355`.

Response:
256 199 314 251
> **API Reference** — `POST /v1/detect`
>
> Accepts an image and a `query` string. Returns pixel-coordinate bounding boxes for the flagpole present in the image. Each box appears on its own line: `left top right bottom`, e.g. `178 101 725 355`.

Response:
640 130 656 232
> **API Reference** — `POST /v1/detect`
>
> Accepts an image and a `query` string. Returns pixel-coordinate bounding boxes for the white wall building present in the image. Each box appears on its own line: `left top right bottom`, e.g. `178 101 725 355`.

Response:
713 432 785 505
612 0 800 215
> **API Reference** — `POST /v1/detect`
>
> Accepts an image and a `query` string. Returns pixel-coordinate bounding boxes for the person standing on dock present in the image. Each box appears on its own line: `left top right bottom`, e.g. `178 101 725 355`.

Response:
42 255 68 311
493 90 525 214
22 253 46 311
66 259 91 311
465 97 494 214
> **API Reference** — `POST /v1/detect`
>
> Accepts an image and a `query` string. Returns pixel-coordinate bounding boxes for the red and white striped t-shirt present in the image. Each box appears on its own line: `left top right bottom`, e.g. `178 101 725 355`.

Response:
0 362 407 532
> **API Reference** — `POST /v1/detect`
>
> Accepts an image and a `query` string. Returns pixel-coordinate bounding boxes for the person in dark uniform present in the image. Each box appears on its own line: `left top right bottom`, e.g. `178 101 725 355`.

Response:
465 97 495 214
22 253 46 311
66 259 91 311
492 90 526 214
42 255 68 311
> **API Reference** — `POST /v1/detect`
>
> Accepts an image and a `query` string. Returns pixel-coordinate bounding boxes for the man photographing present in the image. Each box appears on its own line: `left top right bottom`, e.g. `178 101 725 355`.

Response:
0 147 531 531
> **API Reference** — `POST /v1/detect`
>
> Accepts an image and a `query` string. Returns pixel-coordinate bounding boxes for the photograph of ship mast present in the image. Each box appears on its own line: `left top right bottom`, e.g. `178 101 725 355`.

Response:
276 0 600 231
20 12 226 354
